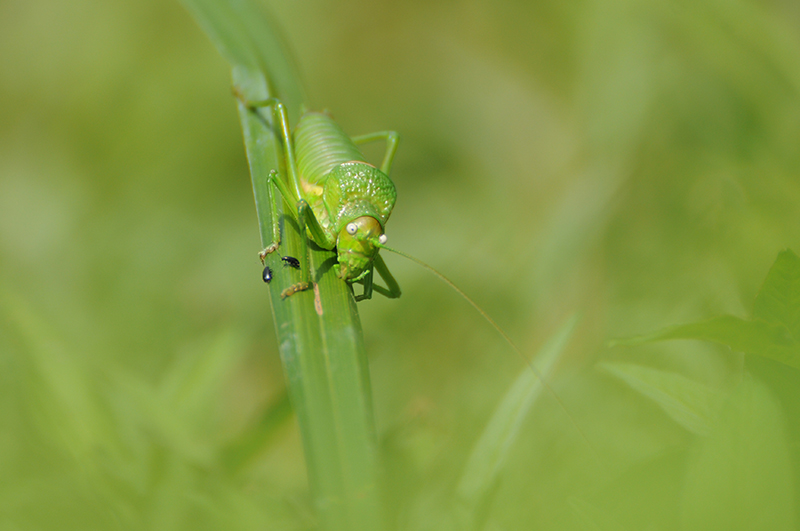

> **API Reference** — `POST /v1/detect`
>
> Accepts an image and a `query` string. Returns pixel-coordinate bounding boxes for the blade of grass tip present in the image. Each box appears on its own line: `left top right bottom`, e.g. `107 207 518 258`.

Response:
180 1 384 529
454 315 579 530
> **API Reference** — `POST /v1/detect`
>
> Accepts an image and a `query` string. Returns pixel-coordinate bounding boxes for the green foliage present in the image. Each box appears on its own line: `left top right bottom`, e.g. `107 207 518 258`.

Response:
454 316 578 530
607 249 800 528
599 361 725 435
612 249 800 369
3 0 800 529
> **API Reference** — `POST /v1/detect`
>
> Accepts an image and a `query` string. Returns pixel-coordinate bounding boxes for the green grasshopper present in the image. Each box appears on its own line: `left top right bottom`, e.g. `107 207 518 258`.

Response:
239 95 401 301
239 94 595 453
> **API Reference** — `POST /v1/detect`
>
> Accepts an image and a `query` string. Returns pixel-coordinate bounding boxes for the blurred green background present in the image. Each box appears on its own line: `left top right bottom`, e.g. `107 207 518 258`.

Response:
2 0 800 529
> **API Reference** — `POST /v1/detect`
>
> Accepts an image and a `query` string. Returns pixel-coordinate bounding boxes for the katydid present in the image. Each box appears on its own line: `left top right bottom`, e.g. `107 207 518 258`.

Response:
239 95 401 301
238 94 594 454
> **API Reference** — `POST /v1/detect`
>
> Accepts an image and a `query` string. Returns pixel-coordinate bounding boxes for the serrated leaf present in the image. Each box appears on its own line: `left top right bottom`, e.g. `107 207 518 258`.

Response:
753 249 800 339
612 315 800 370
599 362 725 435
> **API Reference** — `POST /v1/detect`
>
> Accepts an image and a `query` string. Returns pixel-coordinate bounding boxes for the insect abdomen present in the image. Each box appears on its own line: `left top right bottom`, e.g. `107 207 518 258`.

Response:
294 112 364 183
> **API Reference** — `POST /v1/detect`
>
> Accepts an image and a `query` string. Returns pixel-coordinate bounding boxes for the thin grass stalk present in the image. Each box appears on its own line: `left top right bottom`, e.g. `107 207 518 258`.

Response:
180 1 384 528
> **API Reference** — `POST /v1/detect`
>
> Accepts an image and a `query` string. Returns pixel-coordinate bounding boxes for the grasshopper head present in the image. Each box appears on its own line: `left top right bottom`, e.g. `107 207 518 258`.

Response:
336 216 388 281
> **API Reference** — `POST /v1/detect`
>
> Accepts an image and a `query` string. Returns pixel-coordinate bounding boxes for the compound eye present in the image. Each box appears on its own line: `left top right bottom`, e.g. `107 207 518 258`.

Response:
346 222 358 235
378 234 388 245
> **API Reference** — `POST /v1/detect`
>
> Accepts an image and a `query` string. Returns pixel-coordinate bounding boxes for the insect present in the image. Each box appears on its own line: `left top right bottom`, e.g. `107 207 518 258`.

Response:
281 256 301 269
238 94 401 301
262 265 273 283
238 93 594 452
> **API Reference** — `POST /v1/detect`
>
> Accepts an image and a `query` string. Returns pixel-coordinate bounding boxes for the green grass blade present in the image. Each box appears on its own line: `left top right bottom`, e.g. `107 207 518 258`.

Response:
177 0 306 112
454 315 579 529
180 1 384 529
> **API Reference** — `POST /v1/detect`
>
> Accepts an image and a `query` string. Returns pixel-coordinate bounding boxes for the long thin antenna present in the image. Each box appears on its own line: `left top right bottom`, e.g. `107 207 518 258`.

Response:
377 243 597 458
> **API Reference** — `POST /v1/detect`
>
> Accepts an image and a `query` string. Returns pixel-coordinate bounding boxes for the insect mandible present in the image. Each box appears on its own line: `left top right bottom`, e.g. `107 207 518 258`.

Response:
239 94 402 301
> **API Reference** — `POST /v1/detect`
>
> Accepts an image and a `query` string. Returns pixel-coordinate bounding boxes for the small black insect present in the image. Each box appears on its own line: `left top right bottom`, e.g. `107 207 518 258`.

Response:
262 265 273 283
281 256 301 269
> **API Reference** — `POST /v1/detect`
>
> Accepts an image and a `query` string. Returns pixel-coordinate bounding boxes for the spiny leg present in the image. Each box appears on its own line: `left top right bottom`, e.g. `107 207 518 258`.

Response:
258 170 285 261
233 91 305 260
256 162 326 264
351 131 400 176
269 101 315 297
235 92 316 297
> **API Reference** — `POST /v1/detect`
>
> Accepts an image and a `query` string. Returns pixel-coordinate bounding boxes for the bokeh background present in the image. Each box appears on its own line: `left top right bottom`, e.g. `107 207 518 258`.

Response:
2 0 800 529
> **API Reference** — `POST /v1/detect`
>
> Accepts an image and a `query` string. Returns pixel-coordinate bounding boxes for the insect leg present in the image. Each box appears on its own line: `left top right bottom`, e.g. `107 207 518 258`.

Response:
234 91 302 261
277 198 337 298
354 253 401 301
237 93 318 297
353 267 374 302
268 101 305 202
258 169 294 261
351 131 400 176
283 199 317 295
232 92 305 202
269 102 315 297
372 253 401 298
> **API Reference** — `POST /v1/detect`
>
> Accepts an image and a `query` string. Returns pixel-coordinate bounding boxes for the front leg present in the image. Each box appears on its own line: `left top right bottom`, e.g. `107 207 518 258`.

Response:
353 253 401 301
280 198 337 299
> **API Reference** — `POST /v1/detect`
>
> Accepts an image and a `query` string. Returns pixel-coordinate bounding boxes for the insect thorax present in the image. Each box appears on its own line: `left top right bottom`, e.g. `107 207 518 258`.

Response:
322 162 396 234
